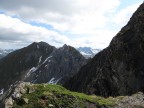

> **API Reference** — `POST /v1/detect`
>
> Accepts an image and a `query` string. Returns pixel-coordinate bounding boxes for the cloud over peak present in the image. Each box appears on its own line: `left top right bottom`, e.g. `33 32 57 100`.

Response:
0 0 143 49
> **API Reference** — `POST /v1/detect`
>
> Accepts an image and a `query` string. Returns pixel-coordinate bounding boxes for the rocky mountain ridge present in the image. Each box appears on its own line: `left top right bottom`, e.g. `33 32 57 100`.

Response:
65 2 144 97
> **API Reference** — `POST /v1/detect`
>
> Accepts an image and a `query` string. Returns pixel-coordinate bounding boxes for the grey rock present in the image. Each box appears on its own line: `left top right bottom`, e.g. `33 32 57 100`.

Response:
5 97 13 108
28 86 35 93
4 82 33 107
114 92 144 108
23 98 29 104
49 104 54 107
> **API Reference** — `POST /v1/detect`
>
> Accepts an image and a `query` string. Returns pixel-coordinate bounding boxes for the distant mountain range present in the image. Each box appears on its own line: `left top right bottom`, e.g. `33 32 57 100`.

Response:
0 49 14 59
0 47 100 60
77 47 101 58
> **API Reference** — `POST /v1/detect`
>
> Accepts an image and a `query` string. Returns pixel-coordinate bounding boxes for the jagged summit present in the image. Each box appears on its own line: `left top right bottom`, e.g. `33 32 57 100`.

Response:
61 44 74 50
64 2 144 97
61 44 70 50
63 44 68 47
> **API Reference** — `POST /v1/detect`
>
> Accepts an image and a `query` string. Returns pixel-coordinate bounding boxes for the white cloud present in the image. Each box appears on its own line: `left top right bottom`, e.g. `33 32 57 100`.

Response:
0 0 143 49
0 14 71 48
0 13 117 49
0 0 120 34
112 3 141 28
71 29 117 49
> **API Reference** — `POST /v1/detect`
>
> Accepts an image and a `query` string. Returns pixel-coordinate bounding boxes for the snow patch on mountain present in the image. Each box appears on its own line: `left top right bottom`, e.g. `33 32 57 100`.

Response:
91 49 101 54
0 89 4 95
48 77 61 84
42 56 53 65
37 45 39 49
27 67 38 77
80 51 92 56
38 56 42 63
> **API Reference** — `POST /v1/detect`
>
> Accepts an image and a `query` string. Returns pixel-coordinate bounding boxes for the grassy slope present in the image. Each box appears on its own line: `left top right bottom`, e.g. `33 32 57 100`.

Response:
13 84 124 108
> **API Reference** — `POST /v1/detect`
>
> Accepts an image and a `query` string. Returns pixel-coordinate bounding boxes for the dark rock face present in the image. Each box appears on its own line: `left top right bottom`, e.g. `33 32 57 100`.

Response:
64 3 144 97
0 42 55 90
25 44 86 85
114 92 144 108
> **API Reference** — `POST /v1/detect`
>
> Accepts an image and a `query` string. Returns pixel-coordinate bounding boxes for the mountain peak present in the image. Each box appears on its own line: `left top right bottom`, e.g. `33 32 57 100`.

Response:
61 44 73 51
62 44 69 48
110 2 144 45
31 41 52 47
28 42 55 50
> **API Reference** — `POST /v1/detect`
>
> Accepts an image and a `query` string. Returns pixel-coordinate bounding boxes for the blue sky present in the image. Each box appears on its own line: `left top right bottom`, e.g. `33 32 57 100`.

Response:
0 0 143 49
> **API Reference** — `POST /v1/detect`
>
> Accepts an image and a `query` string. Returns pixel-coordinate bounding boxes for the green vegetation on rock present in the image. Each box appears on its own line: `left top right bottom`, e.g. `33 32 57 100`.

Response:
13 84 123 108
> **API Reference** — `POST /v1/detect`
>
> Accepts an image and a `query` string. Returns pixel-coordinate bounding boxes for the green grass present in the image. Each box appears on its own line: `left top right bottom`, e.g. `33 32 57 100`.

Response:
13 84 124 108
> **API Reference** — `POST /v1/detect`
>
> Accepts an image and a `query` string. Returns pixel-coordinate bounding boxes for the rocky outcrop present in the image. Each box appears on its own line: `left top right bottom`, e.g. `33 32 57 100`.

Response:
4 82 34 108
114 92 144 108
65 2 144 97
5 97 13 108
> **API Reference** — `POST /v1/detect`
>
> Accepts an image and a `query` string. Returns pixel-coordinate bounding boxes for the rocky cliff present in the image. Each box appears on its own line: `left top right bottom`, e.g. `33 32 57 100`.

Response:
65 2 144 97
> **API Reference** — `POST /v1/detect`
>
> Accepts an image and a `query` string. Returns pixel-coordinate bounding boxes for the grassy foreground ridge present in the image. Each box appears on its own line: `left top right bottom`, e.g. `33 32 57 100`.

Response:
13 83 124 108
